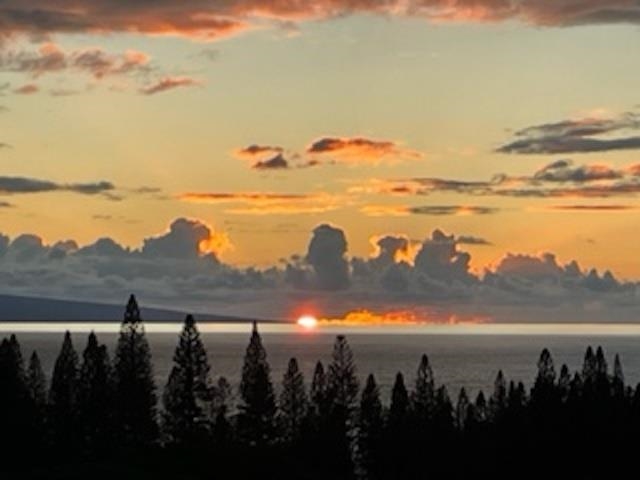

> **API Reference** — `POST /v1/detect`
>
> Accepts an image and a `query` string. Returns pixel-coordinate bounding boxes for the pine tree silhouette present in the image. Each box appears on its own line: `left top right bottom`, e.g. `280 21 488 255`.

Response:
356 374 383 480
211 376 232 446
490 370 507 420
0 335 31 460
456 387 470 430
78 332 113 454
48 331 79 448
309 360 328 418
162 314 212 445
278 357 308 443
26 351 47 409
238 321 276 445
411 354 435 422
327 335 359 411
113 294 158 446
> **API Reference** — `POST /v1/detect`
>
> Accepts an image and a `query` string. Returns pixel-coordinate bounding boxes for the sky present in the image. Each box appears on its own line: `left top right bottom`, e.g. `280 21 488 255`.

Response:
1 1 640 322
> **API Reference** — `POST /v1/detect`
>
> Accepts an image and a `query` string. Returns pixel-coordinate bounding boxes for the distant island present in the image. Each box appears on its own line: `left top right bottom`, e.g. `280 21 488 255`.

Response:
0 294 274 323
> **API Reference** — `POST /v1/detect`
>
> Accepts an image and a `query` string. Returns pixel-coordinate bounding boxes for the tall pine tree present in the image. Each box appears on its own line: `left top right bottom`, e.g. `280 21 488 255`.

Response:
113 294 158 446
238 321 276 445
49 331 79 448
411 354 435 422
162 314 212 445
356 374 383 480
327 335 359 412
278 357 308 443
78 332 113 453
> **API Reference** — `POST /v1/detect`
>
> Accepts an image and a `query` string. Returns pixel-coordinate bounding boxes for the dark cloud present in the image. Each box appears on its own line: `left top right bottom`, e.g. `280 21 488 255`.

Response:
305 224 350 291
498 112 640 155
0 220 638 321
414 229 474 284
252 153 289 170
0 176 114 196
534 159 622 183
235 144 283 158
547 204 636 211
408 205 498 216
77 237 130 257
142 218 220 261
139 76 200 95
457 235 492 246
363 159 640 200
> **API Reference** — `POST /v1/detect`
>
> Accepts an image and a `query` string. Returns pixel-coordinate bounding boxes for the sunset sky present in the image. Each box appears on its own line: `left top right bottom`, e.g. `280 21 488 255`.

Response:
1 1 640 321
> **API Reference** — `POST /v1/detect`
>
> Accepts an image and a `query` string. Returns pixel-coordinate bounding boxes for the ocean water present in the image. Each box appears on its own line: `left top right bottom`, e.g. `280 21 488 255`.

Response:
3 322 640 401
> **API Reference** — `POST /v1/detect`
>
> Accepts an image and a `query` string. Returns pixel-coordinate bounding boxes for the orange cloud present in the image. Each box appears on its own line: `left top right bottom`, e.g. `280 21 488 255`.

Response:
2 0 637 45
319 308 487 325
369 233 419 264
307 136 423 165
13 83 39 95
180 191 348 215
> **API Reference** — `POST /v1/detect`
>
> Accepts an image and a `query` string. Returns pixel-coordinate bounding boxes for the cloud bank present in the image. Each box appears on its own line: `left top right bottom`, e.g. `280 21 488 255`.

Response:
1 218 638 323
2 0 640 47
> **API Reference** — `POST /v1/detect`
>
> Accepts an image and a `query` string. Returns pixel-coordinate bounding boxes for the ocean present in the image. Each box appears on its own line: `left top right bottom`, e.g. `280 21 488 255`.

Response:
3 322 640 400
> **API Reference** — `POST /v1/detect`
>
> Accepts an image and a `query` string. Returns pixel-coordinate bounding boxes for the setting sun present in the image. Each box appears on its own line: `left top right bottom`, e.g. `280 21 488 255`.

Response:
297 315 318 329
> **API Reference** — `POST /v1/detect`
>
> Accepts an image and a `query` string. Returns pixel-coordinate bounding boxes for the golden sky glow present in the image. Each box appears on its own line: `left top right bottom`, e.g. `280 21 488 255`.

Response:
1 3 640 287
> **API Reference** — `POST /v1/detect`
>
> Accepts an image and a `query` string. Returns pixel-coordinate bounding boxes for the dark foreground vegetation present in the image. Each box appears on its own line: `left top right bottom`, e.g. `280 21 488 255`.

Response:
0 295 638 479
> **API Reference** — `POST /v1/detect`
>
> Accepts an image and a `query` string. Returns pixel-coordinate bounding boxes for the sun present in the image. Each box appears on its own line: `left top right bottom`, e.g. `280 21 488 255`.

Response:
297 314 318 329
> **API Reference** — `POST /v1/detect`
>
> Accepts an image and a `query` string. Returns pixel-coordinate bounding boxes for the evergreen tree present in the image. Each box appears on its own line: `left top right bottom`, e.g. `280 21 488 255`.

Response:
327 335 359 411
531 348 556 406
309 361 328 418
557 364 571 403
278 357 308 442
49 331 79 447
323 336 359 480
456 387 470 431
78 332 113 453
613 354 625 398
388 372 410 427
162 314 212 445
582 346 596 383
411 354 435 421
238 321 276 445
356 374 383 480
0 335 31 458
113 294 158 446
384 373 411 480
211 376 232 445
433 385 454 433
26 351 47 409
490 370 507 419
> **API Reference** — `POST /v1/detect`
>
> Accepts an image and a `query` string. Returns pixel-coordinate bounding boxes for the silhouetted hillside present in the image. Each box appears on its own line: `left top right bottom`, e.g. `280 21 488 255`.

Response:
0 294 253 322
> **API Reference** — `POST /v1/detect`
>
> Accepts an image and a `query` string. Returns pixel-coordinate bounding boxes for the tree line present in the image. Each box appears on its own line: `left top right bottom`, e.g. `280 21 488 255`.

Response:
0 295 638 479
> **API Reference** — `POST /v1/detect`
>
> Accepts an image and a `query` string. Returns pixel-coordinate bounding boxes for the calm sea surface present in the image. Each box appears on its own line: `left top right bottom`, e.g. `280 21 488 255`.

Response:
3 322 640 400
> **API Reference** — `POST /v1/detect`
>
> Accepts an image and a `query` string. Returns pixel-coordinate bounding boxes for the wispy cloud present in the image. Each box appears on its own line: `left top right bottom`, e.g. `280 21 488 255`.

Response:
361 204 499 216
498 112 640 155
139 76 200 95
355 160 640 200
0 176 115 197
180 191 346 215
13 83 39 95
